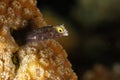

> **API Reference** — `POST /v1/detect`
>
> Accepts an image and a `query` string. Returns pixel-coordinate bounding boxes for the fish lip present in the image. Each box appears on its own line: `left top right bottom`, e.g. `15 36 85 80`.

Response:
63 31 69 36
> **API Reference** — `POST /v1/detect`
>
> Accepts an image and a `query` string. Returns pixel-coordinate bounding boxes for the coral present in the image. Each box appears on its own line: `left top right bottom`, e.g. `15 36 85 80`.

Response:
0 0 77 80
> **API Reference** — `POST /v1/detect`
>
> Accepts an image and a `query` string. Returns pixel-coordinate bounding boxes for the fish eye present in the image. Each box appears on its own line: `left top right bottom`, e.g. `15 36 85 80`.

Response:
57 27 64 33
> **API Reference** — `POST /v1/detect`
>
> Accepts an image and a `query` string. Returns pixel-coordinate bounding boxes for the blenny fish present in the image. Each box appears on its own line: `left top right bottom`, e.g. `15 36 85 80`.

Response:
26 24 68 41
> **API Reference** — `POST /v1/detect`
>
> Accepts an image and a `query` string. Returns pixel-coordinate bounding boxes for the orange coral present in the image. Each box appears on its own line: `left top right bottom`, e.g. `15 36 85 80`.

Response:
0 0 46 29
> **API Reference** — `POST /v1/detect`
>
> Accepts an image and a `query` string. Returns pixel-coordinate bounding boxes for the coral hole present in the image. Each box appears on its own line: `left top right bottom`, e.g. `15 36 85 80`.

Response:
11 25 32 46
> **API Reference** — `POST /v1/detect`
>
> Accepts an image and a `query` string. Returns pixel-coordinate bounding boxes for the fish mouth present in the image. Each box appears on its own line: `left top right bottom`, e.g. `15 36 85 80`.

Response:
63 31 68 36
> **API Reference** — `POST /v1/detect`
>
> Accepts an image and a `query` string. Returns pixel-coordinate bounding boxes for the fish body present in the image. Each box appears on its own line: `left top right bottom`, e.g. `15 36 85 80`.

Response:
26 25 68 41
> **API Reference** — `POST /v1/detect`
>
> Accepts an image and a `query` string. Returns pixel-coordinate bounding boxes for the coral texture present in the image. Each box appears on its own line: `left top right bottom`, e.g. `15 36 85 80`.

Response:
0 0 77 80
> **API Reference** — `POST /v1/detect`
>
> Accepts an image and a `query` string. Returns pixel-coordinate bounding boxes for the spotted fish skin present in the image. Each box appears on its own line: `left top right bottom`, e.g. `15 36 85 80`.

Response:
26 26 55 41
26 25 68 42
0 0 46 29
